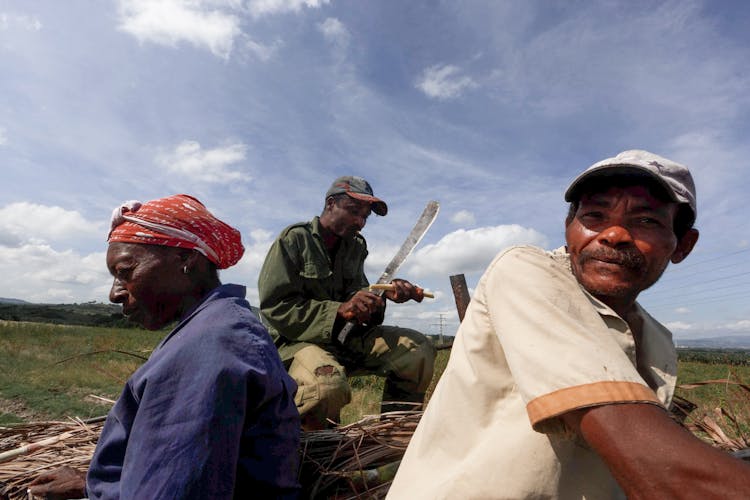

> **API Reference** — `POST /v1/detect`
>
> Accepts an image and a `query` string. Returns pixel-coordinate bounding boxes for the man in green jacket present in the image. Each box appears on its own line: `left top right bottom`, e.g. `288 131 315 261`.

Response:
258 176 436 430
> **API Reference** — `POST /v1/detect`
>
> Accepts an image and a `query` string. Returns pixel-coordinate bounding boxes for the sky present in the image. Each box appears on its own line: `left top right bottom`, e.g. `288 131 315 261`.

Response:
2 0 749 341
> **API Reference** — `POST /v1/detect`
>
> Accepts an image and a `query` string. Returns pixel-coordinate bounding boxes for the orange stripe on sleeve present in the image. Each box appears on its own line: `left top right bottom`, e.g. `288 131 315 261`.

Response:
527 381 662 431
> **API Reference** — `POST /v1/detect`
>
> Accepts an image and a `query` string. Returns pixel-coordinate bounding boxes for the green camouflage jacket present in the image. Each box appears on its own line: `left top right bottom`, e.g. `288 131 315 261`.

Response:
258 217 383 354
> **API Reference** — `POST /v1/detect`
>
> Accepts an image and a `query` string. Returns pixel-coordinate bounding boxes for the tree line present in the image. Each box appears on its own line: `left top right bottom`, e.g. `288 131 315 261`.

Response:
0 303 134 328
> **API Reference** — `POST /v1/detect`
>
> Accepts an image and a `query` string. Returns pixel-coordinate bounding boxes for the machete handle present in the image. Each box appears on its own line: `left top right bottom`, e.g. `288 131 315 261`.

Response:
368 283 434 299
337 287 386 343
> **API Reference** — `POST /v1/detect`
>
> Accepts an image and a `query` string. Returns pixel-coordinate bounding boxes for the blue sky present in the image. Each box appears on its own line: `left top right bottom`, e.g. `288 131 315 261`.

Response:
2 0 749 340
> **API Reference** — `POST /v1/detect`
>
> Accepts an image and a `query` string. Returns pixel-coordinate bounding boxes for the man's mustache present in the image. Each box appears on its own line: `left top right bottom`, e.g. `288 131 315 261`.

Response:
578 247 645 270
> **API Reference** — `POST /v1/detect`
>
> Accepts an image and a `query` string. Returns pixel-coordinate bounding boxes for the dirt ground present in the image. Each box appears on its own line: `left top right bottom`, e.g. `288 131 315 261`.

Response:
0 397 46 422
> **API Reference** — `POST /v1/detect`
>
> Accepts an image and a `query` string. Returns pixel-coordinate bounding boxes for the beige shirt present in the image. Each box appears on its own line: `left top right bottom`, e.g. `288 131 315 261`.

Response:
388 246 677 500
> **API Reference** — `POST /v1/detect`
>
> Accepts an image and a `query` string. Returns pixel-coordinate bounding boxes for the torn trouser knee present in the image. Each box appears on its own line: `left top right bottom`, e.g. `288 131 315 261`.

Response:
287 344 351 426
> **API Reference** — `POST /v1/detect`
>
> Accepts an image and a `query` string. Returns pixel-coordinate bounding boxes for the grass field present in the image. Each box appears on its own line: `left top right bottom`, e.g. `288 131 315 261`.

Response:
674 360 750 443
342 348 450 424
0 321 159 424
1 320 749 448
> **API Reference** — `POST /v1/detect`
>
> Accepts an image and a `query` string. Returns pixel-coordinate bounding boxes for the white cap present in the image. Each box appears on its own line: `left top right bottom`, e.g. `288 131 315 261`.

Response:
565 149 696 223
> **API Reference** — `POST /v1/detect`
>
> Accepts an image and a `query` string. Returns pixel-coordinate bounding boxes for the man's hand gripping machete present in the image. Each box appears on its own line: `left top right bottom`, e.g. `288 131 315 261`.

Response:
337 200 440 344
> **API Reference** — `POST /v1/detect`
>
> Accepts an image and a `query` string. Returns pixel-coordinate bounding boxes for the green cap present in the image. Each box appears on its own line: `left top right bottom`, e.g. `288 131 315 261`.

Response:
325 176 388 216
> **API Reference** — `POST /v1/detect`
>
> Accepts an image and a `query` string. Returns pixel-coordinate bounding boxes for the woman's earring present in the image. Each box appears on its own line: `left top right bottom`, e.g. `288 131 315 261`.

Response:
183 266 189 274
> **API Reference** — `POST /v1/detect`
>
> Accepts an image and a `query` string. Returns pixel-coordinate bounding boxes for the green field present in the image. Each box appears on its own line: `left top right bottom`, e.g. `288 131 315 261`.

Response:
0 321 158 424
673 358 750 443
1 320 749 448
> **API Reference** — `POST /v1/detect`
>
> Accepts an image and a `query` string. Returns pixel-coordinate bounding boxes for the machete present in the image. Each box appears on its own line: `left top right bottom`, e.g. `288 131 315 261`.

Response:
337 200 440 343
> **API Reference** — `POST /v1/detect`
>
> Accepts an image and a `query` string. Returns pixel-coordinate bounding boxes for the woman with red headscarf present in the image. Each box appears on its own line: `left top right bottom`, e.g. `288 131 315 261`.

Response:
29 194 300 500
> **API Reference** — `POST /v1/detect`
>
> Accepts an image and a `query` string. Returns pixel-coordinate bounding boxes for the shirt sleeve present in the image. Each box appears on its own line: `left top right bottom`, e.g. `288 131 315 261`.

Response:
258 232 342 344
90 320 281 499
481 246 662 431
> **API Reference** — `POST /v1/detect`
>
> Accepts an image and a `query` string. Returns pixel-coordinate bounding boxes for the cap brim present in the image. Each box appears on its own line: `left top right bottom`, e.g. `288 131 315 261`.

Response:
564 165 679 204
346 192 388 216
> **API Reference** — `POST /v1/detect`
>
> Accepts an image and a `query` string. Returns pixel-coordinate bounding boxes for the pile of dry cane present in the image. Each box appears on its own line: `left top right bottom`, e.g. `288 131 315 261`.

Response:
672 379 750 454
3 382 750 500
0 412 421 500
0 417 103 500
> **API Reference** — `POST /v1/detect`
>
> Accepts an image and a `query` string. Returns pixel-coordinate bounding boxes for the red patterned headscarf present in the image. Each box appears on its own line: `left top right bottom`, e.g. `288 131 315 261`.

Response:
107 194 244 269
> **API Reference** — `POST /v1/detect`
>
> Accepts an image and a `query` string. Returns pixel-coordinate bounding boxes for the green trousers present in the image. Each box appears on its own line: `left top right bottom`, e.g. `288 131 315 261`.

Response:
279 325 436 429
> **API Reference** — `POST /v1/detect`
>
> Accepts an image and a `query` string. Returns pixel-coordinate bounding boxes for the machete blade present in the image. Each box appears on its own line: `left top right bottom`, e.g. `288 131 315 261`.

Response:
337 200 440 343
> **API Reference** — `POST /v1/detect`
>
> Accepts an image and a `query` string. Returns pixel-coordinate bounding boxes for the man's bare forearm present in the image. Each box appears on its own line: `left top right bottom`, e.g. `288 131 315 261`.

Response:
562 403 750 498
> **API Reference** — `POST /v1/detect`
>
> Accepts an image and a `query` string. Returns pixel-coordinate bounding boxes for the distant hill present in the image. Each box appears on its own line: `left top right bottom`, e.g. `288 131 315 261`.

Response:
0 301 133 328
676 335 750 350
0 297 30 304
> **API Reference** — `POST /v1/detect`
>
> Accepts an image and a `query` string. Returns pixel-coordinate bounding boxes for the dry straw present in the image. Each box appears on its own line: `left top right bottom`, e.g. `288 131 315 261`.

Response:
675 378 750 452
0 412 418 500
2 386 748 500
0 417 103 500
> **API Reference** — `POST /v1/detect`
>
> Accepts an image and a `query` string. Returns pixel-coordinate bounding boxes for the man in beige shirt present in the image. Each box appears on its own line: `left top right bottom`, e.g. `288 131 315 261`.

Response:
388 150 750 499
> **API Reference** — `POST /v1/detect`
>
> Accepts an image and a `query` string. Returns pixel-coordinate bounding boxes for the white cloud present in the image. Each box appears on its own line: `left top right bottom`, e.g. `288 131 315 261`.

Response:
157 141 250 184
117 0 241 59
724 320 750 332
318 17 349 47
245 38 281 61
0 202 103 248
669 318 750 340
408 225 548 277
249 228 273 242
248 0 329 18
0 244 109 303
487 2 750 123
116 0 330 59
675 307 690 314
450 209 476 226
415 64 478 100
0 13 42 31
220 227 276 306
0 203 107 302
0 127 6 146
665 321 693 331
